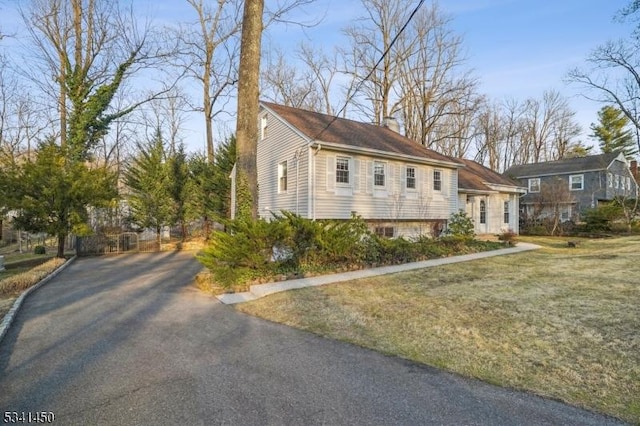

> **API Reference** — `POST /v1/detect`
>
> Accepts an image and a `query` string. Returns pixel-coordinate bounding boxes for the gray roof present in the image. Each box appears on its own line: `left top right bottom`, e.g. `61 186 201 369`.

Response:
504 152 622 178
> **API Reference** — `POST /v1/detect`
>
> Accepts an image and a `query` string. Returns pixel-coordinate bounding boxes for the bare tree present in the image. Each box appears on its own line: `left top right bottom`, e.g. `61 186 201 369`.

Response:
341 0 416 124
177 0 242 163
397 4 478 149
261 47 321 110
531 177 576 236
21 0 175 158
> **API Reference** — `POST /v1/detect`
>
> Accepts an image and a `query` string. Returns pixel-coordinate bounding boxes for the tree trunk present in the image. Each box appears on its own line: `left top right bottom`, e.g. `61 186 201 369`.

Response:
57 232 66 258
235 0 264 220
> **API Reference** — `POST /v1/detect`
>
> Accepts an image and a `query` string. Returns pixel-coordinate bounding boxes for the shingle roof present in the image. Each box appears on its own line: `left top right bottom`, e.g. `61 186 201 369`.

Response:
504 152 622 178
261 101 459 165
458 158 522 191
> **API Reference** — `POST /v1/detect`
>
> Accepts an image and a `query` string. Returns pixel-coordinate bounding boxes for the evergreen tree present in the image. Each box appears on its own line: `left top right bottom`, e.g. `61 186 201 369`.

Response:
590 105 638 158
167 142 190 241
124 130 173 245
9 140 117 257
189 135 236 239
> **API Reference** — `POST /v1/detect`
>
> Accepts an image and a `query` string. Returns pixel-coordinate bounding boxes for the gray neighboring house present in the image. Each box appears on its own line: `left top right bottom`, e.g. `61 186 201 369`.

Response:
504 152 639 221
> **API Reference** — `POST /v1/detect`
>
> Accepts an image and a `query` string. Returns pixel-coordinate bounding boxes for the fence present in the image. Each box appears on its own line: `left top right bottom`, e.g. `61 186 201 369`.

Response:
76 232 161 256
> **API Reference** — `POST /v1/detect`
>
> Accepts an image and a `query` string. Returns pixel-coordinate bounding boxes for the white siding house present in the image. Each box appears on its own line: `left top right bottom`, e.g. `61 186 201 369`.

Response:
255 102 462 238
457 159 526 234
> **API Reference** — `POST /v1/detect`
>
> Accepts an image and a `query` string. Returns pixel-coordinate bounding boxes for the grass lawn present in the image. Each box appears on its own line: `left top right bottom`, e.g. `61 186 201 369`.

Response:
236 235 640 423
0 247 64 320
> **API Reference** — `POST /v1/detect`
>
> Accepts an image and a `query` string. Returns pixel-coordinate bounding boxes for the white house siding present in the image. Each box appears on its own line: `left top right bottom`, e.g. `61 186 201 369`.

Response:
257 109 310 219
462 192 520 235
312 149 458 223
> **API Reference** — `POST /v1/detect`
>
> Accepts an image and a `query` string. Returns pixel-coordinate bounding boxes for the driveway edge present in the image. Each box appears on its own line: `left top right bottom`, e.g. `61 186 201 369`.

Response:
217 243 541 305
0 255 77 344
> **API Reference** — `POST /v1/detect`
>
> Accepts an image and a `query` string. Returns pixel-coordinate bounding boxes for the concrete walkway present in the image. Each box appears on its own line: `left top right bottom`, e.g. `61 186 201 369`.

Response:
217 242 541 304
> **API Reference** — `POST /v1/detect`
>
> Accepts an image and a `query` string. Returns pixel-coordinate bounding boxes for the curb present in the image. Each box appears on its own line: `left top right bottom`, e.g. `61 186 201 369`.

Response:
0 256 77 345
216 243 541 305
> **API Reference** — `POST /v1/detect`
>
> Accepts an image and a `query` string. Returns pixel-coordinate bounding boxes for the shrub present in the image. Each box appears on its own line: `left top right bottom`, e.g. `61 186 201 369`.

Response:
497 229 518 246
444 211 475 240
581 205 621 233
33 245 46 255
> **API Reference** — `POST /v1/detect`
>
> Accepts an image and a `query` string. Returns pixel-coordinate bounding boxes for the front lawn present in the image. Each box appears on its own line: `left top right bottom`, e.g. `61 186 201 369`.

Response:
236 236 640 423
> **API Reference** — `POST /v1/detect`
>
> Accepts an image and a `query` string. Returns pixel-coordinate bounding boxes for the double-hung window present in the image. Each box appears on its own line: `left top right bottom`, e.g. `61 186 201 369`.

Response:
406 166 416 189
374 161 385 187
336 157 350 184
503 201 510 224
278 161 287 192
570 174 584 191
480 199 487 224
433 170 442 191
528 178 540 193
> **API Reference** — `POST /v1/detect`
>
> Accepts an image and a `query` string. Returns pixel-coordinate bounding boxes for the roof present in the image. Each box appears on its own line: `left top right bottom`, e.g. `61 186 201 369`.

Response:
504 152 623 178
458 159 523 192
261 101 460 166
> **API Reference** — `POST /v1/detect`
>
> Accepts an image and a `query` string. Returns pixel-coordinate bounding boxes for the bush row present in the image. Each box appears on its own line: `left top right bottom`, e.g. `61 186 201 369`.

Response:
197 212 503 290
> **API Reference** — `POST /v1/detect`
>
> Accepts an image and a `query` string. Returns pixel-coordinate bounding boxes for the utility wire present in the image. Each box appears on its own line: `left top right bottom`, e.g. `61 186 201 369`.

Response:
313 0 426 141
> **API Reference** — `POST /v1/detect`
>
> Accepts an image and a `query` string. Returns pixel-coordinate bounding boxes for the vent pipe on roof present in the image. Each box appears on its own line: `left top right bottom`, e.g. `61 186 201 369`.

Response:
382 116 400 134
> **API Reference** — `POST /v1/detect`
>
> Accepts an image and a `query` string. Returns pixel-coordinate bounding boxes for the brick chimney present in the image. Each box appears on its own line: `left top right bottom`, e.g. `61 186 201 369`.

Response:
631 160 638 180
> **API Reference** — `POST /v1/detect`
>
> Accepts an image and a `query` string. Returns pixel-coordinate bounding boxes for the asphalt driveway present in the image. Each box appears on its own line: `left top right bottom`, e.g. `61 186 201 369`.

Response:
0 252 625 425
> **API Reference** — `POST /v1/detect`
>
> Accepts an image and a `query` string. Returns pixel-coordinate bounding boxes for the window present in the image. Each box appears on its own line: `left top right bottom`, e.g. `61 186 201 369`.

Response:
433 170 442 191
608 172 613 188
260 115 268 140
626 177 631 191
561 207 571 221
528 178 540 193
570 174 584 191
374 161 385 187
336 157 349 184
278 161 287 192
615 175 620 189
480 199 486 224
504 201 510 224
406 167 416 189
375 226 394 238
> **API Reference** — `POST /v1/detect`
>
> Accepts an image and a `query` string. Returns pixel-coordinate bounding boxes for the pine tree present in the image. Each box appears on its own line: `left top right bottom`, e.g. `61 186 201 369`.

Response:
590 105 638 158
188 135 236 239
167 142 190 241
124 129 173 245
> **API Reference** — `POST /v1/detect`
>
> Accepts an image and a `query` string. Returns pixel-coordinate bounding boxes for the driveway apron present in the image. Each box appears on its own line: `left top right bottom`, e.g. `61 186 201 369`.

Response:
0 252 624 425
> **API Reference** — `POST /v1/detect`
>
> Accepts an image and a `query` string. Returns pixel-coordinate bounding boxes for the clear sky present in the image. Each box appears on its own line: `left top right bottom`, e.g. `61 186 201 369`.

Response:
0 0 635 153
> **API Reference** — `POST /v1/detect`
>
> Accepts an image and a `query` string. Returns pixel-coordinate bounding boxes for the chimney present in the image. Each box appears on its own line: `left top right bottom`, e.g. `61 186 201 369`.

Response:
631 160 638 180
382 116 400 134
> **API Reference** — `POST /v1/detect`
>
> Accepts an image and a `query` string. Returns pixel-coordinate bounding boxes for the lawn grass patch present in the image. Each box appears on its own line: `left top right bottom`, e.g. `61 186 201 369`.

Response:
236 236 640 423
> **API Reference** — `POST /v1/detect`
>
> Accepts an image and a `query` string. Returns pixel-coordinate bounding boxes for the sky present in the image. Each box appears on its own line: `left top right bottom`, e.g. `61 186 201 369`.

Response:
0 0 635 154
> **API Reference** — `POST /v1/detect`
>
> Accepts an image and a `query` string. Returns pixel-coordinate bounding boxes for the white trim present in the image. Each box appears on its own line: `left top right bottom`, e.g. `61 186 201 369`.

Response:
309 141 461 169
528 178 540 193
569 174 584 191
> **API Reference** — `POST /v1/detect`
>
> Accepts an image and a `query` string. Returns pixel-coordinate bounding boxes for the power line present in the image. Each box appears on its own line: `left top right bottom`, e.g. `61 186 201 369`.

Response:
313 0 426 141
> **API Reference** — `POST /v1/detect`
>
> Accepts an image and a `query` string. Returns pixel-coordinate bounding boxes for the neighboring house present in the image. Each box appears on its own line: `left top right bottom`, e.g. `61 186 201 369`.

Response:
246 101 523 237
504 152 638 222
457 159 526 234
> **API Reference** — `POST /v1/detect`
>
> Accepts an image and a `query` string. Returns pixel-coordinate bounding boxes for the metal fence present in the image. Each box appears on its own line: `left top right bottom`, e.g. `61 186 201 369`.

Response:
76 232 161 256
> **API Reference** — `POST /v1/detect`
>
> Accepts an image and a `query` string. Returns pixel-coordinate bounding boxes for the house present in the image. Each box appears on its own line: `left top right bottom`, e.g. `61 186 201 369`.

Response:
457 159 525 234
250 101 523 237
504 152 638 221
